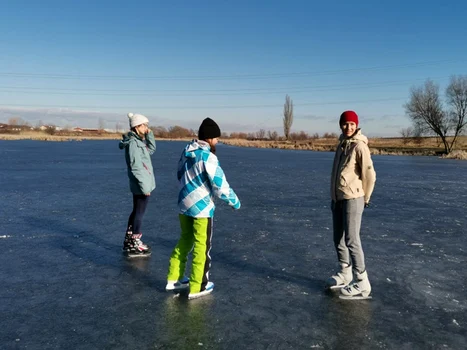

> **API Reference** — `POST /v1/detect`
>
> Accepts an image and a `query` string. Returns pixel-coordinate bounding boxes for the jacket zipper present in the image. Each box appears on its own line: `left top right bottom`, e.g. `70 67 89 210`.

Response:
143 163 152 175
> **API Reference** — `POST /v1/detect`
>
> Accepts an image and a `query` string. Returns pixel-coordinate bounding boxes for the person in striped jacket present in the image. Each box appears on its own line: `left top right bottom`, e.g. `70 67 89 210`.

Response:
166 118 241 299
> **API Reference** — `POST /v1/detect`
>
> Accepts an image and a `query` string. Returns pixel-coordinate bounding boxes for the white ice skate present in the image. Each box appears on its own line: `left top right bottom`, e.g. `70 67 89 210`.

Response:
339 270 372 300
326 264 352 290
165 276 190 292
188 282 214 300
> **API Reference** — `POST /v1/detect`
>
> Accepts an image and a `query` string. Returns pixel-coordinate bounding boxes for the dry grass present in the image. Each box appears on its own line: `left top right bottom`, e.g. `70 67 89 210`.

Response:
0 130 193 142
222 136 467 157
222 138 336 151
2 130 466 159
441 150 467 160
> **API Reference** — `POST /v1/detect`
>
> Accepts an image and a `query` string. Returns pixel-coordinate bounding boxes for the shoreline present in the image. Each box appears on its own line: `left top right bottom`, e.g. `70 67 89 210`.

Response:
221 139 467 160
0 134 191 142
0 133 121 141
1 134 466 159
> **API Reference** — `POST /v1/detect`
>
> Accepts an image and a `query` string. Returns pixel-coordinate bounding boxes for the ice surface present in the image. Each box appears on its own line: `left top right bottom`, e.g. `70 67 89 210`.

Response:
0 140 466 349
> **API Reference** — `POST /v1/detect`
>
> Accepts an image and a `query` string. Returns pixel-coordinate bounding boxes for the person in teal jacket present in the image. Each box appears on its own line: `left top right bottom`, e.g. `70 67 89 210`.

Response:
119 112 156 258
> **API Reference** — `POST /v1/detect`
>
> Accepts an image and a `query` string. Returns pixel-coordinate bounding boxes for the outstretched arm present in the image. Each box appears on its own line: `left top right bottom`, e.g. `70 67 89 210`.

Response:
204 153 241 209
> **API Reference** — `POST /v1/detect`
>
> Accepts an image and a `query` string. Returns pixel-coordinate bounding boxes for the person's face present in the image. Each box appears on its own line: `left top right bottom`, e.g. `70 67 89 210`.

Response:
135 123 149 136
340 122 357 137
207 138 219 154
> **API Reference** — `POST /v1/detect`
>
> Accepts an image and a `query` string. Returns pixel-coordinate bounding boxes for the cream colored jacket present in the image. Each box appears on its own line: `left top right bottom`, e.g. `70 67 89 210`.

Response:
330 130 376 203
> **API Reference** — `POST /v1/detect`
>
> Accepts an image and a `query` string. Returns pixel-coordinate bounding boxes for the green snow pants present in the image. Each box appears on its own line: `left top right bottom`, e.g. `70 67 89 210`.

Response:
167 214 213 293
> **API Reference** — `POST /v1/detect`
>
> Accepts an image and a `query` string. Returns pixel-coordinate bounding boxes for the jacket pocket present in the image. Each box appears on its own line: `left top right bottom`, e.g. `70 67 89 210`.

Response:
339 175 354 194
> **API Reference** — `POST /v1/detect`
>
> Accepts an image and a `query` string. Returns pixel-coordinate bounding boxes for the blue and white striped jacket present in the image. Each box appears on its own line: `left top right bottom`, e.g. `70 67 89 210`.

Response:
178 140 240 217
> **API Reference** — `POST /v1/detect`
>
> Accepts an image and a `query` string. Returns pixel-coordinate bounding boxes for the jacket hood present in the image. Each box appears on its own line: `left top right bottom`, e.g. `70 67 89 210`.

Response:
339 129 368 145
119 132 140 149
339 129 368 155
183 139 210 158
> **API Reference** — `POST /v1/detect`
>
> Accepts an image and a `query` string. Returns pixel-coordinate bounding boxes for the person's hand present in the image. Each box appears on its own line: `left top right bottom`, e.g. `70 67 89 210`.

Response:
364 202 370 208
145 193 151 197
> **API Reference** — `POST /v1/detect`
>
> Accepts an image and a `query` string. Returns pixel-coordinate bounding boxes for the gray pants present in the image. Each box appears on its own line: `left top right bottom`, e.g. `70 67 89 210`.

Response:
331 197 366 273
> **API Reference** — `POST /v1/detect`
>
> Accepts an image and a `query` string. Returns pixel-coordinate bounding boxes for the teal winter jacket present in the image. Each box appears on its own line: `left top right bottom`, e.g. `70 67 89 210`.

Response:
119 131 156 195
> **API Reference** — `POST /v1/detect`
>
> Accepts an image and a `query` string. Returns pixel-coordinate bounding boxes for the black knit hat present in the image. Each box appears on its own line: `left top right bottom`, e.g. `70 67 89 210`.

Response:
198 117 221 140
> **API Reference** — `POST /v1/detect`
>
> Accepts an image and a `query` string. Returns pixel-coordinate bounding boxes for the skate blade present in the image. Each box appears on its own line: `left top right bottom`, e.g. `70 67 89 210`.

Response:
188 289 213 300
166 285 189 292
125 252 152 258
170 288 189 298
326 284 345 290
339 295 372 300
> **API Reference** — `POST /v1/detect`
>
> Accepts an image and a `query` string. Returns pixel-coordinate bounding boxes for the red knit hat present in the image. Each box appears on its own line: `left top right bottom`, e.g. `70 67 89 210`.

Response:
339 110 359 127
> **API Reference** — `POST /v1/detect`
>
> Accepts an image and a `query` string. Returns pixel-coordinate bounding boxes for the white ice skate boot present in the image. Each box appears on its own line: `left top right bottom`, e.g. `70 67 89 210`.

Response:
165 276 190 291
339 270 372 300
326 263 352 290
188 282 214 300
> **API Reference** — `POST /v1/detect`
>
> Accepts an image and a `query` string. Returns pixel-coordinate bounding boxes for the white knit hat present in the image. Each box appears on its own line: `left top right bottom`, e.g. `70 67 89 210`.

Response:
128 113 149 128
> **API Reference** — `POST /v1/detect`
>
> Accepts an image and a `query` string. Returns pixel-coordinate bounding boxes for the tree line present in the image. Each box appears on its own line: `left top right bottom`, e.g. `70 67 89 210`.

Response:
150 124 338 141
3 75 466 154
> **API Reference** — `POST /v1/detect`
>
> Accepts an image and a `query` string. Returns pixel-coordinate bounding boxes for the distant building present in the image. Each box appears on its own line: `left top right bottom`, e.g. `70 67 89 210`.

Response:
39 125 59 131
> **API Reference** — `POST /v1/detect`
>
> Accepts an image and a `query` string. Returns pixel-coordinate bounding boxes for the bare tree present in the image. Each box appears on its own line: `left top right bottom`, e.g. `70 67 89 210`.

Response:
283 94 294 140
247 132 256 140
289 131 309 141
400 127 413 138
445 75 467 146
44 125 56 135
256 129 266 139
8 117 22 126
267 130 279 141
323 132 339 139
405 80 449 153
151 126 168 138
98 118 106 131
168 125 192 138
229 132 248 139
400 127 413 144
405 77 467 154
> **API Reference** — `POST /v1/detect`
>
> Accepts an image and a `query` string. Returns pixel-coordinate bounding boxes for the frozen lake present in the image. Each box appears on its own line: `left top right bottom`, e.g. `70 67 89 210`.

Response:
0 139 466 349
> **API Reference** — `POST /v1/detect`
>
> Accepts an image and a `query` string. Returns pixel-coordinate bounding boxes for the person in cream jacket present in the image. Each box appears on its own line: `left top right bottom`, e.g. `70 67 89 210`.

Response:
327 110 376 299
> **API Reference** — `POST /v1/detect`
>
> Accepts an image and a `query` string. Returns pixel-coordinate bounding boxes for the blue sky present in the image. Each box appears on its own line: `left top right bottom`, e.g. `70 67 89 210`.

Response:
1 0 466 136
